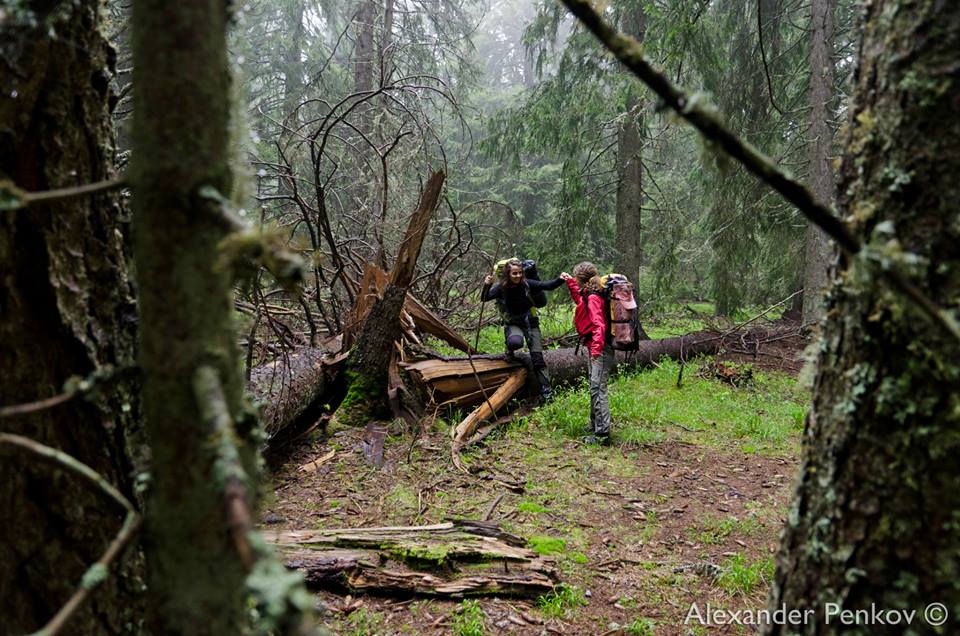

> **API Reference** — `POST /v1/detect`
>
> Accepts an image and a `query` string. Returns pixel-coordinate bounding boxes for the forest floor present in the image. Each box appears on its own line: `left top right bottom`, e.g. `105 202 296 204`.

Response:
261 322 810 635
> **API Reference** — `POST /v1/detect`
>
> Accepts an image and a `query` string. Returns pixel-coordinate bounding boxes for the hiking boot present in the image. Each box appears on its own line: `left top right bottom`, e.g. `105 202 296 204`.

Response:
580 434 611 446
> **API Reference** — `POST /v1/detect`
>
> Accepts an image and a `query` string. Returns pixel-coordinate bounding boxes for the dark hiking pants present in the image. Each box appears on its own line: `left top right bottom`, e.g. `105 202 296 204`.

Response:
504 320 553 400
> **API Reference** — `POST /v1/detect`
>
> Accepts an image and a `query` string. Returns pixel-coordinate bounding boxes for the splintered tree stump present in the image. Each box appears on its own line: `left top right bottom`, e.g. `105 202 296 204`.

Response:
265 520 560 597
339 170 446 425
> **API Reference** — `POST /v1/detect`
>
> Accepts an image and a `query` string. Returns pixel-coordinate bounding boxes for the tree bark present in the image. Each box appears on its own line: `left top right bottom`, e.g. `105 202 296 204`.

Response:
766 0 960 630
0 3 145 633
131 1 259 632
614 6 646 281
801 0 836 325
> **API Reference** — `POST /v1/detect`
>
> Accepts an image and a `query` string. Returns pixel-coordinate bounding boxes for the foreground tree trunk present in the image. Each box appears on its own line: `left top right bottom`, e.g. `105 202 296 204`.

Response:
0 3 145 633
801 0 836 325
132 1 259 632
766 1 960 631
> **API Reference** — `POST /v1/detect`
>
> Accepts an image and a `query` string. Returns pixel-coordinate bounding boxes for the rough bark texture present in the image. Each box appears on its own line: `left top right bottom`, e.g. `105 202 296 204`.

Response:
801 0 836 325
766 1 960 632
0 3 145 634
131 1 256 632
249 347 342 439
614 6 646 281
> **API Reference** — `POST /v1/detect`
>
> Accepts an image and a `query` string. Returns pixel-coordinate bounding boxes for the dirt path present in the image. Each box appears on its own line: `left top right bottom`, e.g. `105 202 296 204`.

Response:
263 417 798 635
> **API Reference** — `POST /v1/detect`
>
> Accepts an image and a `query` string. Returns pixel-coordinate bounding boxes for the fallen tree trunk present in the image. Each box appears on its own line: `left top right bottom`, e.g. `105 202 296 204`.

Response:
248 345 345 440
407 330 725 408
251 330 728 443
265 520 559 597
451 368 527 472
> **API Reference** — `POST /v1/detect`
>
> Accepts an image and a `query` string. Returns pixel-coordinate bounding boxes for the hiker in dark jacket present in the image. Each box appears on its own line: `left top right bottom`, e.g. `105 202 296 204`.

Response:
481 258 564 401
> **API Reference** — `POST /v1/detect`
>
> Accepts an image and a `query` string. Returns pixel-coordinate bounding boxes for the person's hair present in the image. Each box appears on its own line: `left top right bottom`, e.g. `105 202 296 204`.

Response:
500 258 525 286
583 275 604 293
572 261 598 285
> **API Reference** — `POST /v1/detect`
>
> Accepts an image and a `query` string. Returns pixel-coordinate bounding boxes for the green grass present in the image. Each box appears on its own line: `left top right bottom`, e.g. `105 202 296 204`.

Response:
532 356 807 453
452 599 486 636
688 515 761 545
625 617 657 636
716 554 776 595
527 535 567 556
537 584 588 618
517 498 551 514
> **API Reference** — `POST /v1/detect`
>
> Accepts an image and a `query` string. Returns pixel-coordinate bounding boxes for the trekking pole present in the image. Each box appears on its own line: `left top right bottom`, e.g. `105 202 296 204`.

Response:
461 248 501 442
473 244 499 352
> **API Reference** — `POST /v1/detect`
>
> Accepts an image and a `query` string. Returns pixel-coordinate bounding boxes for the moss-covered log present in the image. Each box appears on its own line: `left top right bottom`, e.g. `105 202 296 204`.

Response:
266 520 560 597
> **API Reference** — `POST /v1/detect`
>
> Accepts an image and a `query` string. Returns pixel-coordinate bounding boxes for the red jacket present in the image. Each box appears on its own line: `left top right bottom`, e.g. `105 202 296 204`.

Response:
565 278 607 358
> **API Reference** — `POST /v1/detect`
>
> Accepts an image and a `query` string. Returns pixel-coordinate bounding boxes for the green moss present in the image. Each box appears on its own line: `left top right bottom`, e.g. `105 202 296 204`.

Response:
527 535 566 556
336 370 387 426
386 543 454 568
517 499 550 514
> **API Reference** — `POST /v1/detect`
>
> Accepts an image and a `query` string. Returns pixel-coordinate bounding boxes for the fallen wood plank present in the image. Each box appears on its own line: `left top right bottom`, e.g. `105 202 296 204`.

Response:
298 448 336 473
452 369 528 445
401 357 520 381
451 369 528 472
430 369 522 396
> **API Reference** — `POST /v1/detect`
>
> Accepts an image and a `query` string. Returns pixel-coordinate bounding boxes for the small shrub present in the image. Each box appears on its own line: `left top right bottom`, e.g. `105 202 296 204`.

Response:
625 617 656 635
537 584 588 618
716 554 775 595
452 599 486 636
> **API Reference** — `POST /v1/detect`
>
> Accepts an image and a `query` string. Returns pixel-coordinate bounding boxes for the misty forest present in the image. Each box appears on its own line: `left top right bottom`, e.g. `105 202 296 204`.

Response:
1 0 958 634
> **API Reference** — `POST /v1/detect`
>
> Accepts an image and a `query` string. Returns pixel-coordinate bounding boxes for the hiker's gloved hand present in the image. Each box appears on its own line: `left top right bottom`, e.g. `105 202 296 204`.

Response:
483 274 494 285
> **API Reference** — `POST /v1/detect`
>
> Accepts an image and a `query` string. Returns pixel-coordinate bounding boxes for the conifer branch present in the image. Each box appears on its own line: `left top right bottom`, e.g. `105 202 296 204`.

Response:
559 0 960 343
0 177 126 211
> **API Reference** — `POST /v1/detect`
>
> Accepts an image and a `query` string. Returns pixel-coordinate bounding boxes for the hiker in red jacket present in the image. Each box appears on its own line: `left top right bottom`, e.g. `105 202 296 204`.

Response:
561 261 613 444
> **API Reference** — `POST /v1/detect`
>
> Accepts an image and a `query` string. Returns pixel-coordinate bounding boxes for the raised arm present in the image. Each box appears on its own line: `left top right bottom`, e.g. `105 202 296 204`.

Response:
529 276 565 292
480 276 502 302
